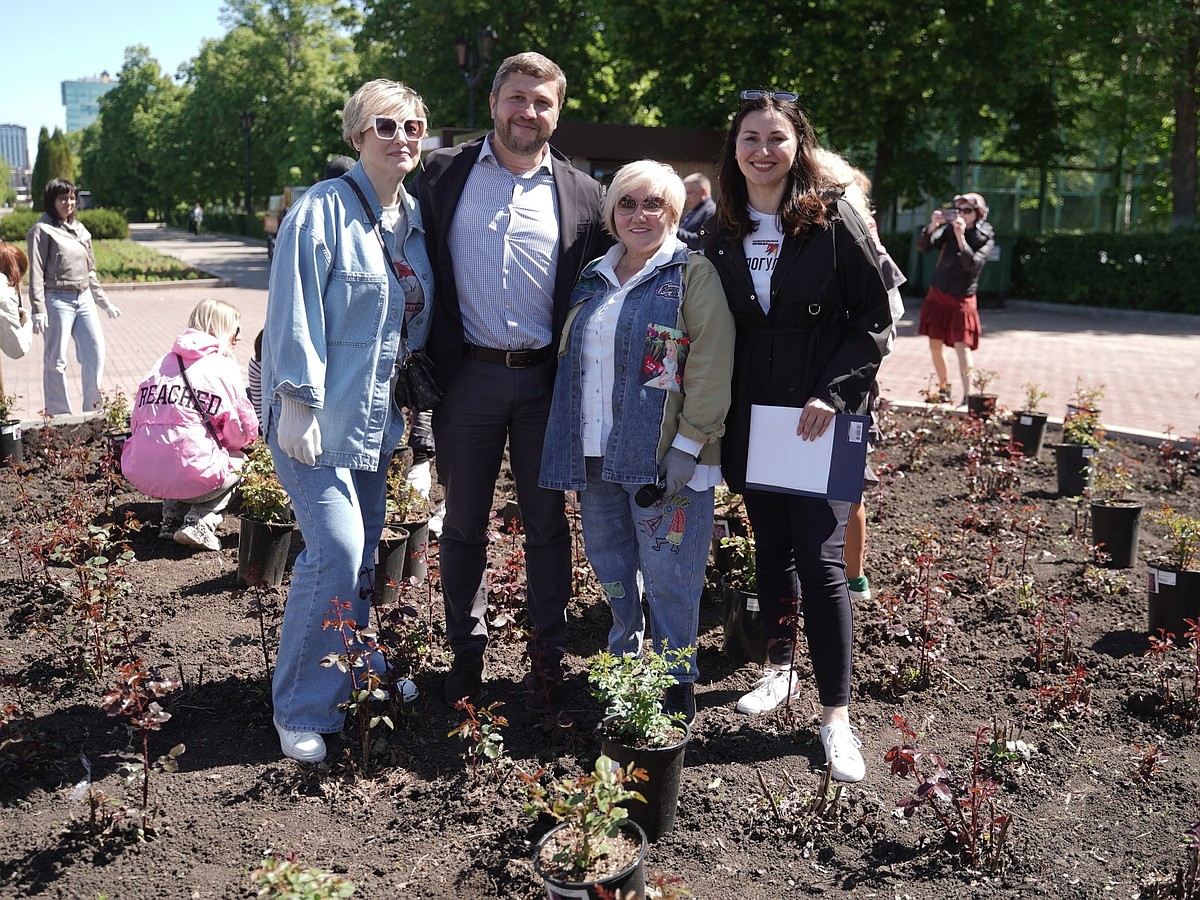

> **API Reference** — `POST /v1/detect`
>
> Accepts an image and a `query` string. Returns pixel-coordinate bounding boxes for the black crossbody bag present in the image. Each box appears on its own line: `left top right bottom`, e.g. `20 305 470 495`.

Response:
340 175 442 412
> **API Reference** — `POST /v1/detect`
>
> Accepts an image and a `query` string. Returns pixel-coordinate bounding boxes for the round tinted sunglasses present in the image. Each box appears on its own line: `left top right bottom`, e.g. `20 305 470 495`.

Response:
368 115 427 141
739 89 799 103
616 195 669 214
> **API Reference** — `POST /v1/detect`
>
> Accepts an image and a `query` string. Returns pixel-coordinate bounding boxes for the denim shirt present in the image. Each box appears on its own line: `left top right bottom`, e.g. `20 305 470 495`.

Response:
262 162 434 470
542 243 725 490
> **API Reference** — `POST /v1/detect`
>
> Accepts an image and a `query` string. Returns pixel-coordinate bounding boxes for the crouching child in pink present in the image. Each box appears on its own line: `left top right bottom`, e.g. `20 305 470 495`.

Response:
122 299 259 551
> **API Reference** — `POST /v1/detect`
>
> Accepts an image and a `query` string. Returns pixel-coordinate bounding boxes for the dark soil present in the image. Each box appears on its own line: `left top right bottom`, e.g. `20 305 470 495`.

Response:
1 407 1198 899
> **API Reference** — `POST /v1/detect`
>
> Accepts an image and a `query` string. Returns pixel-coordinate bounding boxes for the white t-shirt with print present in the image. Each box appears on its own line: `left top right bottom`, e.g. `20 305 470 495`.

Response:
381 203 425 326
743 207 784 315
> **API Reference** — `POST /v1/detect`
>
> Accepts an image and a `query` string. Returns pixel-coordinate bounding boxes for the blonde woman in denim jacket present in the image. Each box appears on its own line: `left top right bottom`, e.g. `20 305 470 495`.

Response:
262 79 434 763
26 178 122 415
541 160 735 724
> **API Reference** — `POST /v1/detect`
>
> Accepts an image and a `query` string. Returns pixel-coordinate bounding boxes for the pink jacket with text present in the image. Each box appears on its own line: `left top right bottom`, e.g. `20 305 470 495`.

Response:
121 329 259 500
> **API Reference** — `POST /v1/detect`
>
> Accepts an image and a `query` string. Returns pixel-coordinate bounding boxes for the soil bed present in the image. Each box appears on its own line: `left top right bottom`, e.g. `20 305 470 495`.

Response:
0 407 1198 899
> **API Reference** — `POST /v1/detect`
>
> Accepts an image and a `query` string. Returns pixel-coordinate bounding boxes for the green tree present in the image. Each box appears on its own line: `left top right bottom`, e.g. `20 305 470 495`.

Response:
79 46 182 219
0 157 13 206
30 128 76 210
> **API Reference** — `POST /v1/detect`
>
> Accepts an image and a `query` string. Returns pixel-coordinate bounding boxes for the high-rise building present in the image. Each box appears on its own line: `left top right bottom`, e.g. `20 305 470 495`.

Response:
61 72 118 133
0 123 30 197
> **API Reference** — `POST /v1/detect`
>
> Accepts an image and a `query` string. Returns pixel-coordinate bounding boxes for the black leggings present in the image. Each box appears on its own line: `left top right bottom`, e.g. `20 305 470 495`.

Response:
743 490 853 708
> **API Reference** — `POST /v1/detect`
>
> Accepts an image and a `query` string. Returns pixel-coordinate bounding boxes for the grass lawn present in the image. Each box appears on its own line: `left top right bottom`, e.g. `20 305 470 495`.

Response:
93 239 214 283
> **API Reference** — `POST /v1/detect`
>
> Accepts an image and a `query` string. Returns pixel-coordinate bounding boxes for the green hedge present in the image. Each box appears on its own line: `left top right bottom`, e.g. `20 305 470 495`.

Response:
1011 231 1200 314
194 210 267 240
0 207 128 242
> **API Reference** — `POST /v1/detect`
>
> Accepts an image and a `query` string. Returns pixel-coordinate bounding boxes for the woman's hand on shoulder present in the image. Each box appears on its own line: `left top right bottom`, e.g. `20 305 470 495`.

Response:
796 397 835 441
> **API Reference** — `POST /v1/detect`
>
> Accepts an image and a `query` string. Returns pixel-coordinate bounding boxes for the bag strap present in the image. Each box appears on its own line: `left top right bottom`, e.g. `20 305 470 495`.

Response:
340 174 411 349
174 353 221 443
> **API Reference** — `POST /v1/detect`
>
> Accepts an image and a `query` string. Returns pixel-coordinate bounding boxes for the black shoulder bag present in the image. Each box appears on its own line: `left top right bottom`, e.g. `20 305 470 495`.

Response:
175 353 221 442
340 175 442 412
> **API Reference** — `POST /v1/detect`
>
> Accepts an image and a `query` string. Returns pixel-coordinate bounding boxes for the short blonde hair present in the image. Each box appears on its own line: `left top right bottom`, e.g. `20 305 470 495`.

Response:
602 160 687 238
813 147 871 223
341 79 429 147
188 298 241 352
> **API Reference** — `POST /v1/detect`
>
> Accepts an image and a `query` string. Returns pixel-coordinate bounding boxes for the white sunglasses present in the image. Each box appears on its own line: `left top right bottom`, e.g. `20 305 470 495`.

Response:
368 115 427 141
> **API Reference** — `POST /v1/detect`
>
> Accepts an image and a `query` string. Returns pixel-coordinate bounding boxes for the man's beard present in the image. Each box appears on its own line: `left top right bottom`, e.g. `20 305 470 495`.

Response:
494 116 549 157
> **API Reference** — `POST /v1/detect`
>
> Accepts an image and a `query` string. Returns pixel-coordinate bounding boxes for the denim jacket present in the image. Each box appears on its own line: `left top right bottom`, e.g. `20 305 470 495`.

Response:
540 242 734 490
262 162 434 470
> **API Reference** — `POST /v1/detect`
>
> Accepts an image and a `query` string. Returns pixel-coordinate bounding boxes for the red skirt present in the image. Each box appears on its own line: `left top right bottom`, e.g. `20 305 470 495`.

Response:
918 286 981 349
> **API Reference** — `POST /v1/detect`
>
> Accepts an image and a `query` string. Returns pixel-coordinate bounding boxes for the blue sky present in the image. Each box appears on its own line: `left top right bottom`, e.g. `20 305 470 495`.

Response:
2 0 227 156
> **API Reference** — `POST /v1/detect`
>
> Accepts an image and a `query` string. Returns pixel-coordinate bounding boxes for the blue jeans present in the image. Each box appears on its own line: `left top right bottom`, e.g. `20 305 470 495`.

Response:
578 457 713 683
44 289 105 415
269 431 391 733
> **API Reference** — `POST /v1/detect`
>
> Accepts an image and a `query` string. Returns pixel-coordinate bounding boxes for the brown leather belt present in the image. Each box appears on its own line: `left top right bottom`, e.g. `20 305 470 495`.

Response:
462 343 552 368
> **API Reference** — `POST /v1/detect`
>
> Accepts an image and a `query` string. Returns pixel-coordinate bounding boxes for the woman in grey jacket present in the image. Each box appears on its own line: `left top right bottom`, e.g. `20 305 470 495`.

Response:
26 178 122 415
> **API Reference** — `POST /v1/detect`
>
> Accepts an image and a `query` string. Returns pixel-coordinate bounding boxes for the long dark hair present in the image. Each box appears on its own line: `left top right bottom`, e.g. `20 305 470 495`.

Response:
43 178 77 224
714 97 836 240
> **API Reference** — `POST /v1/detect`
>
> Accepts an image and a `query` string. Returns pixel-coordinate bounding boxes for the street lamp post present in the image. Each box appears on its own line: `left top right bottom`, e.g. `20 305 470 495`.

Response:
240 111 255 229
453 25 498 129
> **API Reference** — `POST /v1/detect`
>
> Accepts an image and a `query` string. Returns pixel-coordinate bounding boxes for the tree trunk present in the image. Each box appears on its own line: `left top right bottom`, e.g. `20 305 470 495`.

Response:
1170 26 1199 229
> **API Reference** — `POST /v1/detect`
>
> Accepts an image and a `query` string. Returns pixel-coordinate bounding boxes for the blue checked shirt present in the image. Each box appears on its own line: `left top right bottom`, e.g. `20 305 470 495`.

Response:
447 135 560 350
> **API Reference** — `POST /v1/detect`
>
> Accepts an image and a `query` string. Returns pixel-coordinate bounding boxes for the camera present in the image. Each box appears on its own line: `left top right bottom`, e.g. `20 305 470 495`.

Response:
634 482 665 508
940 208 959 221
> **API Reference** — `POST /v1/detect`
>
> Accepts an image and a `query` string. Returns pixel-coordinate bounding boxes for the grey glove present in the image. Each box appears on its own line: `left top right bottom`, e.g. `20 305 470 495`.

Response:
32 313 47 334
658 447 698 498
103 303 122 320
277 398 322 466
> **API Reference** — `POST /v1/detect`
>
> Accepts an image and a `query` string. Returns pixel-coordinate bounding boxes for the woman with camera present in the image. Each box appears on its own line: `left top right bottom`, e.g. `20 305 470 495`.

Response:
916 193 994 404
540 160 735 724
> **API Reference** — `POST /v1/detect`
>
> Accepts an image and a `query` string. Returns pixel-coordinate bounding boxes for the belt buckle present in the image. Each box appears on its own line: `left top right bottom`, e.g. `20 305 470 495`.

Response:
505 349 532 368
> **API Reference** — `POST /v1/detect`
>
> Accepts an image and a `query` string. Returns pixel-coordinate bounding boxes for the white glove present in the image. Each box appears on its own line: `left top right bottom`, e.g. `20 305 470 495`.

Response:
32 313 47 334
277 398 322 466
103 303 122 320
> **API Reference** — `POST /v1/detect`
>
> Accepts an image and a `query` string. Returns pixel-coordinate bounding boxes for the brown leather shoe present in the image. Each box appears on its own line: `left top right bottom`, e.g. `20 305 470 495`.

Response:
443 654 484 708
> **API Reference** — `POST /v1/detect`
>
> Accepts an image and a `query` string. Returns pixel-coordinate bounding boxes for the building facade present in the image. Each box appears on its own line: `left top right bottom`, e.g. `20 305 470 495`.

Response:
0 123 30 199
61 72 118 133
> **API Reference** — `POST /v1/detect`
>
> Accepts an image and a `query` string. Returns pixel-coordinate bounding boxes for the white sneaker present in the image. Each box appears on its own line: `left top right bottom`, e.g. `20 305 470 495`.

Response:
819 721 866 782
736 665 801 714
274 721 327 763
159 518 184 541
405 460 432 500
175 520 221 552
427 500 446 539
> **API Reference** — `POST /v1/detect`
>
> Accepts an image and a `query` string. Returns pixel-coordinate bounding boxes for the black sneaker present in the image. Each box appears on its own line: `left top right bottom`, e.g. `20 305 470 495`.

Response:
443 654 484 708
662 682 696 726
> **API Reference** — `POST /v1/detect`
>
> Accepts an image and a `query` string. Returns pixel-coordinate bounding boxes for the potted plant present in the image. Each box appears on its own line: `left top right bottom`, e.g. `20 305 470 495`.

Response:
1011 382 1050 459
719 530 768 666
589 646 692 841
236 440 295 588
1088 444 1143 569
95 390 133 472
1147 506 1200 637
710 486 747 573
1053 381 1104 497
0 391 23 466
965 367 999 419
380 456 433 595
521 754 648 900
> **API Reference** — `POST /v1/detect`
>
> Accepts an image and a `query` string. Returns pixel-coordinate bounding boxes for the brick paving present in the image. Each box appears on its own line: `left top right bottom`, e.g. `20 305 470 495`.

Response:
6 224 1198 442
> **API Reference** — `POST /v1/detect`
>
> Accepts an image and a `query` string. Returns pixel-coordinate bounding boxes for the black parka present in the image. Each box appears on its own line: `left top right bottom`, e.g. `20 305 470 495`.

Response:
700 198 892 492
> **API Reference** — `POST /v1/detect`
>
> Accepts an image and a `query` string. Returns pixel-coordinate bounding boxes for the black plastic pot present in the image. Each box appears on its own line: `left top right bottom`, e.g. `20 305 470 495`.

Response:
598 715 690 842
105 430 131 472
1053 443 1096 497
392 444 414 479
966 393 997 420
1011 411 1049 459
499 499 522 533
711 518 734 573
375 526 411 604
723 587 768 666
1090 501 1142 569
532 821 647 900
401 518 430 582
237 517 295 588
1147 564 1200 637
0 419 23 466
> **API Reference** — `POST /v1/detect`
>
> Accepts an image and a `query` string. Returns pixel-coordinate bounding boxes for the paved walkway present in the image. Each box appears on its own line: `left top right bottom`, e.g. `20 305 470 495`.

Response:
6 225 1198 442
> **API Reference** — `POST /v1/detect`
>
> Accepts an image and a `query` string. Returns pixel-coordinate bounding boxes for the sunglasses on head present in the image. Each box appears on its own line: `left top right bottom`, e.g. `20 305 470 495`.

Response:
616 195 669 214
739 89 799 103
369 115 427 141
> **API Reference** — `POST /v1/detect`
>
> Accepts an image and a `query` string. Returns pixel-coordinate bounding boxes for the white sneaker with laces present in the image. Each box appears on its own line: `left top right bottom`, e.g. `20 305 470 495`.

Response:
159 518 184 541
819 721 866 782
274 721 327 763
736 665 801 714
175 520 221 551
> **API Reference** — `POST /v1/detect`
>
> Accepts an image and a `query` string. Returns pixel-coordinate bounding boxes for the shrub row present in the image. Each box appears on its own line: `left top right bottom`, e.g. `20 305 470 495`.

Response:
0 208 130 242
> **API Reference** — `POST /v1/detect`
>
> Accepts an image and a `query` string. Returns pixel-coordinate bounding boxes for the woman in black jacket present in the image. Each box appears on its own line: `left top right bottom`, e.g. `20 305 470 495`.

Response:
701 91 891 782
